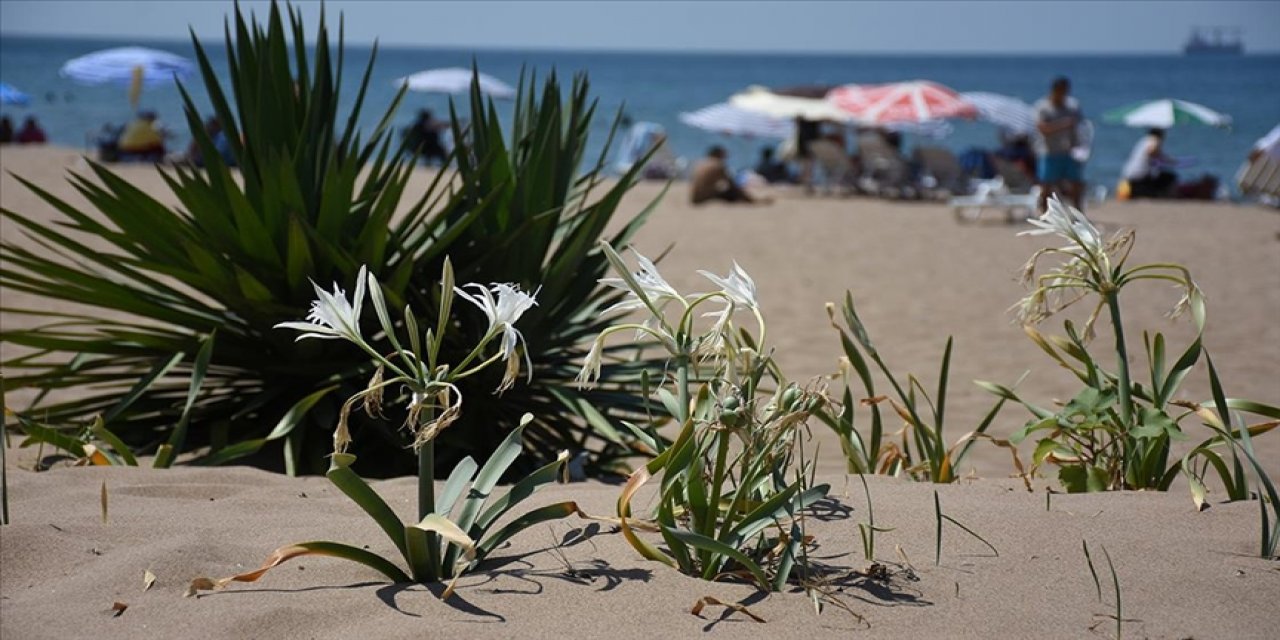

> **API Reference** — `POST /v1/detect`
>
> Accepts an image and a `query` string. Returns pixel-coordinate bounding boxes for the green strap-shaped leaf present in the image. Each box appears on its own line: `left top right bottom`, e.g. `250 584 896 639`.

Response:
157 331 217 468
102 351 186 424
475 501 581 561
327 453 408 560
665 528 770 591
90 416 137 466
473 451 568 534
436 456 479 519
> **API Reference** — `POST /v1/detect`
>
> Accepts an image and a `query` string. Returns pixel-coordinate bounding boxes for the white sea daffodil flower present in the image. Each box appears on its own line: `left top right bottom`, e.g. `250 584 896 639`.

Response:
275 265 368 342
455 282 539 390
1019 195 1103 258
600 250 682 315
698 262 758 311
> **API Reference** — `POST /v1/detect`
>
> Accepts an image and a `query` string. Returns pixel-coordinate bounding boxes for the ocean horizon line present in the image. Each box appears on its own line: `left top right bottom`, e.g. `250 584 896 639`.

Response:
3 31 1279 58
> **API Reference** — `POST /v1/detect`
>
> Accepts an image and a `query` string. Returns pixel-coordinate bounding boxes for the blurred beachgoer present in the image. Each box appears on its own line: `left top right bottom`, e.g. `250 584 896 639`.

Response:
1034 76 1085 211
1122 128 1177 199
1249 123 1280 162
15 116 47 144
995 131 1037 179
403 109 447 165
794 117 820 193
186 117 236 167
118 111 167 159
754 147 792 184
0 116 13 144
691 146 757 205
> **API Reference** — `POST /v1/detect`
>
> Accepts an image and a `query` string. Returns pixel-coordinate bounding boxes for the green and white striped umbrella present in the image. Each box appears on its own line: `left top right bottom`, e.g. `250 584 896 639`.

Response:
1103 99 1232 129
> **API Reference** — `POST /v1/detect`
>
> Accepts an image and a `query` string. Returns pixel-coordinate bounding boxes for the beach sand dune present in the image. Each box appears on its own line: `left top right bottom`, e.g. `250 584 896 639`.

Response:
2 146 1278 637
2 463 1278 639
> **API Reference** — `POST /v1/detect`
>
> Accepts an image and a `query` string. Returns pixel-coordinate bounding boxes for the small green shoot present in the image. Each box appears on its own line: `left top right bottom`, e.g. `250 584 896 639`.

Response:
933 490 998 565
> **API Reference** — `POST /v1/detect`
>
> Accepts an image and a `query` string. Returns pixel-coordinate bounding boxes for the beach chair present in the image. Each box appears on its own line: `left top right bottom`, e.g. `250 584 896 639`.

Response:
614 122 685 179
1237 154 1280 201
949 157 1040 223
913 146 967 198
856 133 915 199
808 139 857 195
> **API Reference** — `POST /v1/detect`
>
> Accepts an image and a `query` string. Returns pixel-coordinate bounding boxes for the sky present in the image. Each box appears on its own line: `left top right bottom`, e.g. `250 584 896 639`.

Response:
1 1 1278 54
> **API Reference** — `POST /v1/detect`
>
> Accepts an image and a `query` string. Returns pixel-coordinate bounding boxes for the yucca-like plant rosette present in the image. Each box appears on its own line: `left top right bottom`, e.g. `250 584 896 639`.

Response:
578 242 830 592
2 1 667 477
189 260 581 596
981 197 1279 514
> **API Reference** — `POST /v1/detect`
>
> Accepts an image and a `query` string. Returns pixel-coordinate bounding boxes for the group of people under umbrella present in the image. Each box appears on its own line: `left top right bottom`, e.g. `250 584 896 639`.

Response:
669 76 1239 210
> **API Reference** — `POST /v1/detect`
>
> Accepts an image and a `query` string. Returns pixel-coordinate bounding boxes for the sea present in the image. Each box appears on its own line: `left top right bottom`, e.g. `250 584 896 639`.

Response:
2 35 1278 195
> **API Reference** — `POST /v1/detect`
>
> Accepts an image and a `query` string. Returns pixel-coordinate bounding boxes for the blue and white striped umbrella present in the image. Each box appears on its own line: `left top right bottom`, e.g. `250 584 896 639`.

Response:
960 92 1037 135
679 102 795 139
0 82 31 106
60 47 195 86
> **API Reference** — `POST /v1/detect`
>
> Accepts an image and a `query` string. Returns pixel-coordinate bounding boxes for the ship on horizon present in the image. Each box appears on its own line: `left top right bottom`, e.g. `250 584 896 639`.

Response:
1184 27 1244 55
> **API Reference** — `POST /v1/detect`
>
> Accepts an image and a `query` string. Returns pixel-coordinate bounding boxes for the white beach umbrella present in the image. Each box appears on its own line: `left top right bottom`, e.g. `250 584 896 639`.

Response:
395 68 516 99
1103 99 1232 129
60 47 195 87
61 46 195 109
679 102 795 139
960 92 1037 134
729 86 853 123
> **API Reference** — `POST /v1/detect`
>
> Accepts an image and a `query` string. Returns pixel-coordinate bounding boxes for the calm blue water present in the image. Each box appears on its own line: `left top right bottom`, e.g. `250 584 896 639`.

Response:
2 35 1278 192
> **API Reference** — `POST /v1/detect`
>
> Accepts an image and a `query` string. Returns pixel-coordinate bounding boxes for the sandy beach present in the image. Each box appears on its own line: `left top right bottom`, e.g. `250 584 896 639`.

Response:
2 145 1279 637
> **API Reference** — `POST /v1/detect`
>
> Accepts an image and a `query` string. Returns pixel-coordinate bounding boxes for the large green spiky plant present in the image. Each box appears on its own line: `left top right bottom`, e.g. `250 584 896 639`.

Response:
1 1 662 476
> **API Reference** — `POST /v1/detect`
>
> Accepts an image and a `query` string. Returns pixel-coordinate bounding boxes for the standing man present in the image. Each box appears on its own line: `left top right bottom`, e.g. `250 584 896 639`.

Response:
1034 76 1085 211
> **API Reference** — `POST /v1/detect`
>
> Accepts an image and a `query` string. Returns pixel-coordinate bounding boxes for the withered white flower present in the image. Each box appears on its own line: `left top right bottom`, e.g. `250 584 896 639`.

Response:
574 338 604 389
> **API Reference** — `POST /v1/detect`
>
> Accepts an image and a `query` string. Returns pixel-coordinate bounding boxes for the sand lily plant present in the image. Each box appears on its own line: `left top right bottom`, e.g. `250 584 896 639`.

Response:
980 196 1280 502
583 242 830 591
817 293 1022 483
189 261 579 596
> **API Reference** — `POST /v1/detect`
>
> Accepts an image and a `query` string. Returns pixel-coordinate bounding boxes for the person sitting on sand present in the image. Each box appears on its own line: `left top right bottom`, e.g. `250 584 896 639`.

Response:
1122 128 1178 199
691 146 759 205
995 130 1037 180
15 116 47 144
0 116 13 144
754 147 792 184
118 110 168 160
185 117 236 168
403 109 447 165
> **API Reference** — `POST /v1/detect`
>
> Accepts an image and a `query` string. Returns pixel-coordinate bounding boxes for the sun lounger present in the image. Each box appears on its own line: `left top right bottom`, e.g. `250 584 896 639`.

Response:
807 139 857 195
950 179 1041 223
1237 154 1280 200
913 146 968 198
856 133 915 198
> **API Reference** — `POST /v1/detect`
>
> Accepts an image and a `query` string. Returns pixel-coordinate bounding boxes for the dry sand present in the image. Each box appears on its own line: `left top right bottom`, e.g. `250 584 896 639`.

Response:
2 146 1279 637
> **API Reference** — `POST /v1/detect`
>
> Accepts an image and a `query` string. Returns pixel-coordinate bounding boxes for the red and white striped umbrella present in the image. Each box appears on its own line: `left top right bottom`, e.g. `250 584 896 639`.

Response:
827 80 977 124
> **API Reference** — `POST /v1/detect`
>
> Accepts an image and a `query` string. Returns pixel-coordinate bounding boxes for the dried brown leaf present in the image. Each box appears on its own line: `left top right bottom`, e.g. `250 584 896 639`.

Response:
110 602 127 617
691 596 766 623
186 544 323 598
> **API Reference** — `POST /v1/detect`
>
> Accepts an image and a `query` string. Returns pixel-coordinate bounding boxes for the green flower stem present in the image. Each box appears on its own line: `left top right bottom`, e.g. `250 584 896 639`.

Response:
1105 289 1134 486
418 408 439 580
675 355 691 423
